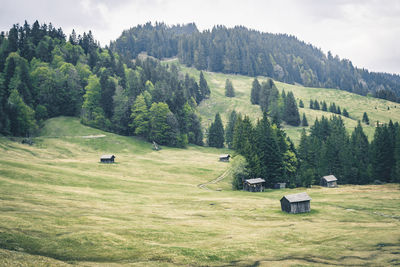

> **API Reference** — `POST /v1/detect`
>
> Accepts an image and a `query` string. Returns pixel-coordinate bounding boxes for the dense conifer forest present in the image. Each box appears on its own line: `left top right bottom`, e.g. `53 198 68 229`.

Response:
0 21 208 147
111 22 400 102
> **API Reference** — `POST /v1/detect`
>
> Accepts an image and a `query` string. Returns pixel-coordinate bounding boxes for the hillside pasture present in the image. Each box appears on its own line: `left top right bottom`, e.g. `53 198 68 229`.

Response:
0 117 399 266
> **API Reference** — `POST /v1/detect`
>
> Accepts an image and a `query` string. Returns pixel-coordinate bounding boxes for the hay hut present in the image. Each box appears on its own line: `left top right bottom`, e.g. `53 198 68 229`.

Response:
243 178 265 192
274 182 286 189
280 192 311 213
320 175 338 187
100 154 115 163
219 154 231 162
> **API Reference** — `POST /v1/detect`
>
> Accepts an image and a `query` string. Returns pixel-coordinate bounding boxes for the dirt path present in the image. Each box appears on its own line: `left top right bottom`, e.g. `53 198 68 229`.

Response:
198 167 231 191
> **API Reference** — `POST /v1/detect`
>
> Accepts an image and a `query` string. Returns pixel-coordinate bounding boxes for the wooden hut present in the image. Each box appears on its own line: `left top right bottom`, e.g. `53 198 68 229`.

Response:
100 154 115 163
320 175 338 187
280 192 311 214
219 154 231 162
274 182 286 189
243 178 265 192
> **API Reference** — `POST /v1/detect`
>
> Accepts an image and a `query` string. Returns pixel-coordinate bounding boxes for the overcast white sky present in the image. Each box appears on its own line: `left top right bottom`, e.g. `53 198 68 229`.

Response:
1 0 399 74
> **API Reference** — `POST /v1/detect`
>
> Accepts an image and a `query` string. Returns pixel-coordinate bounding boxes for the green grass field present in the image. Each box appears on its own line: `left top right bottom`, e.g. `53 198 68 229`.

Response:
1 117 400 266
168 59 400 143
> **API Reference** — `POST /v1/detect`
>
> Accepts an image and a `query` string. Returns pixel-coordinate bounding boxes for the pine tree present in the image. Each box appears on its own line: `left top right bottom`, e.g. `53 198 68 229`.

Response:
329 102 337 113
225 110 237 148
208 113 224 148
309 99 314 109
314 100 320 110
321 101 327 111
362 112 370 125
253 113 283 187
302 113 308 126
283 91 300 126
371 125 392 182
349 121 370 184
299 99 304 108
225 78 235 97
199 71 210 98
250 78 261 104
342 108 349 117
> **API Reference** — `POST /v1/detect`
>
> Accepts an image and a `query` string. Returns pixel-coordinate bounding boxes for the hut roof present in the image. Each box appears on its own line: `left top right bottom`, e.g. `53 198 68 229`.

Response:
245 178 266 184
282 192 311 203
322 175 337 182
101 154 115 160
219 154 230 158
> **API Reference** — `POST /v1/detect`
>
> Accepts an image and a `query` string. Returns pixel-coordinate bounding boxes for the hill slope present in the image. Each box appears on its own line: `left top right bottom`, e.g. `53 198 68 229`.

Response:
112 23 400 101
0 117 400 266
170 59 400 143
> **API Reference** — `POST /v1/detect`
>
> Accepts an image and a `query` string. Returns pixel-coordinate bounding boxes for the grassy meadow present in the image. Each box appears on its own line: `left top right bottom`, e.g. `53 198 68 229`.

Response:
1 117 400 266
168 59 400 143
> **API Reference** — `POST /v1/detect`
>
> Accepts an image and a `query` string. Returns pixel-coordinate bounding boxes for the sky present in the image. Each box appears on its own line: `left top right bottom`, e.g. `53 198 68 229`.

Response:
1 0 399 74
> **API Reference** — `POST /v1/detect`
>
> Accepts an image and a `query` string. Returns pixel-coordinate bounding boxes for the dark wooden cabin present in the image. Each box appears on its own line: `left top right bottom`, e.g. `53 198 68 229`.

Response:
274 182 286 189
219 154 231 162
243 178 265 192
320 175 338 187
280 192 311 214
100 154 115 163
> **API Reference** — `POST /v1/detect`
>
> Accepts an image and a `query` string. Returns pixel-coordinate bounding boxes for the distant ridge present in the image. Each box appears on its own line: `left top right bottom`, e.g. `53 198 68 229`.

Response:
111 22 400 102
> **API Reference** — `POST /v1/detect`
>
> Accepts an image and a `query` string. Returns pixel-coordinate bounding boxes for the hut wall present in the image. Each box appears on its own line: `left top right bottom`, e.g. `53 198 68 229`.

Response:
327 181 337 188
290 201 310 213
219 158 229 162
280 198 291 213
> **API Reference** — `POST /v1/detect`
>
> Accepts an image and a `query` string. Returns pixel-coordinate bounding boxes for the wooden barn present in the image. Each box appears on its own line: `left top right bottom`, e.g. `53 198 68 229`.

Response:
274 182 286 189
100 154 115 163
243 178 265 192
219 154 231 162
320 175 338 187
280 192 311 214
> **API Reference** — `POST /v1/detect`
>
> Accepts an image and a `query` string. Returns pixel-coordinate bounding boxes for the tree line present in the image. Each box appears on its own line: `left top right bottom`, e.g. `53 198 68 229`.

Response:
0 20 211 147
111 22 400 103
206 109 400 188
307 99 350 118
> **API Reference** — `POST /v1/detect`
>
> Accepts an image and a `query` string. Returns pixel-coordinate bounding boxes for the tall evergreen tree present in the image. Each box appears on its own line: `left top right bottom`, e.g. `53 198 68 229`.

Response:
250 78 261 104
342 108 349 117
208 113 224 148
371 125 392 182
283 91 300 126
225 78 235 97
299 99 304 108
362 112 370 125
314 100 320 110
349 121 370 184
302 113 308 126
199 71 210 99
225 110 237 148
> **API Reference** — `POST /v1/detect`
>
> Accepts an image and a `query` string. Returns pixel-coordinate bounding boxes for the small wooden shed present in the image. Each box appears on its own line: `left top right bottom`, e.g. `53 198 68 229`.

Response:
100 154 115 163
274 182 286 189
243 178 265 192
320 175 338 187
280 192 311 214
219 154 231 162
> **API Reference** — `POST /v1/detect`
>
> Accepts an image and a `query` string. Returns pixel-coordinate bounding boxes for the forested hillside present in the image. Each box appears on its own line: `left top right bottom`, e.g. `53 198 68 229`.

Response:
111 22 400 102
0 21 209 147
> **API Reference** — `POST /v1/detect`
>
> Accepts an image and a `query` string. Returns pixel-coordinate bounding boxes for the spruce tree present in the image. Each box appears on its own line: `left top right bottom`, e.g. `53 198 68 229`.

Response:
314 100 320 110
199 71 210 99
250 78 261 104
342 108 349 117
350 121 370 184
309 99 314 109
299 99 304 108
321 101 327 111
225 110 237 148
283 91 300 126
208 113 225 148
225 78 235 97
302 113 308 126
362 112 370 125
371 125 392 182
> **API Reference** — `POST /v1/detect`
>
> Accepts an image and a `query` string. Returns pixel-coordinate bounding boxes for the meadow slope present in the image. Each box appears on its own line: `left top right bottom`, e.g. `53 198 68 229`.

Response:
0 117 399 266
168 59 400 143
